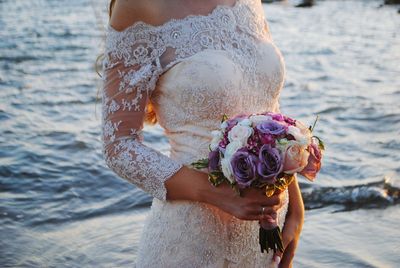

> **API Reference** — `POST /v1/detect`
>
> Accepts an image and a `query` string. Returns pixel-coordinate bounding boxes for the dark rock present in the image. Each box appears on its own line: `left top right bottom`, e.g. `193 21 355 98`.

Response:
385 0 400 4
296 0 315 8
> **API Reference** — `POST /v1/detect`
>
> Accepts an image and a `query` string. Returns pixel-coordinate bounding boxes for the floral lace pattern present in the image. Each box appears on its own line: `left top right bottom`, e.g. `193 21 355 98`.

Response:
101 0 287 266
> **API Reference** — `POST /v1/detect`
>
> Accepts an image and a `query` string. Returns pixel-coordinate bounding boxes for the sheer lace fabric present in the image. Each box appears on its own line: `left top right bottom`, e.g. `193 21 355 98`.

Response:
101 0 288 266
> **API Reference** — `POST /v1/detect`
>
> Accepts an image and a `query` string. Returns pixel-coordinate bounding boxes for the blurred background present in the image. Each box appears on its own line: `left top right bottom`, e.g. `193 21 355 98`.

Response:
0 0 399 267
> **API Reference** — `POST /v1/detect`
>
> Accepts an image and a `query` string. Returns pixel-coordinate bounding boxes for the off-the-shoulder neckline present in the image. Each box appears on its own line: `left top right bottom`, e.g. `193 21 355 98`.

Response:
107 0 243 34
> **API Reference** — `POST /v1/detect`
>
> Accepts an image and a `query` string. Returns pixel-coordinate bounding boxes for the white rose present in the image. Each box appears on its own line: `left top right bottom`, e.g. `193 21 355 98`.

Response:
249 115 272 126
238 118 252 127
276 138 290 152
228 125 253 145
210 130 223 151
224 140 243 159
287 126 311 147
220 121 228 130
296 121 312 142
221 158 235 184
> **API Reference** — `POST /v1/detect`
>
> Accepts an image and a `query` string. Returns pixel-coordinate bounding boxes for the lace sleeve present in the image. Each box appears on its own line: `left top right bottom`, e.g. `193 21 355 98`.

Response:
101 30 183 201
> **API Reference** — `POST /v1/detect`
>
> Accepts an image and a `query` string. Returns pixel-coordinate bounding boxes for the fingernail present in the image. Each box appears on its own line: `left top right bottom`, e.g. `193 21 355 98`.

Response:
274 255 281 264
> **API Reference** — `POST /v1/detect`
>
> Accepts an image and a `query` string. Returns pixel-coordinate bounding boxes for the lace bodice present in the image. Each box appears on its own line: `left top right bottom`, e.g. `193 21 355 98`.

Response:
101 0 285 201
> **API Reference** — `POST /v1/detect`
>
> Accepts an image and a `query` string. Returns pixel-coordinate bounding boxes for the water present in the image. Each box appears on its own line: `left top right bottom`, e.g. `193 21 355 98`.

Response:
0 0 399 267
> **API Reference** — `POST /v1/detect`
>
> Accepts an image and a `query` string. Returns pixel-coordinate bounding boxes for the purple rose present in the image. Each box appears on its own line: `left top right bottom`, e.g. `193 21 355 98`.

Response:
208 150 220 172
256 120 287 136
230 149 258 188
257 144 283 184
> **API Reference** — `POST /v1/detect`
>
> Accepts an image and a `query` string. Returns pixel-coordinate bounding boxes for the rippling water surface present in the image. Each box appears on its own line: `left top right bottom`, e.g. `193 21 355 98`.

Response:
1 0 399 267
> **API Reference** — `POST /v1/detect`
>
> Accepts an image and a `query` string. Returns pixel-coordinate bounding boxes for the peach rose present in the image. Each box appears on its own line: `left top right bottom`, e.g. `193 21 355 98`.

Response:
283 141 310 174
299 138 322 181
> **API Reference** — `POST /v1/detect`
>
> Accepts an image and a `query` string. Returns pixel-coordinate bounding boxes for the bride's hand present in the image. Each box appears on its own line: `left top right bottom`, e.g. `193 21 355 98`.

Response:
205 181 286 221
272 179 304 268
165 166 285 221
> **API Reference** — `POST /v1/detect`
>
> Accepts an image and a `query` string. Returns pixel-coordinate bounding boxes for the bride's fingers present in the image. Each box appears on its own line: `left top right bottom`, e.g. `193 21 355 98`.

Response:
272 246 284 268
273 226 297 268
272 232 288 267
259 195 281 207
232 206 270 221
250 206 276 217
237 206 277 221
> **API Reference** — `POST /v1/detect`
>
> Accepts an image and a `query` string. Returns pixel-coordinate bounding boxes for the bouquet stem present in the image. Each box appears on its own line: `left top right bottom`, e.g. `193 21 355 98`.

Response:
259 225 284 253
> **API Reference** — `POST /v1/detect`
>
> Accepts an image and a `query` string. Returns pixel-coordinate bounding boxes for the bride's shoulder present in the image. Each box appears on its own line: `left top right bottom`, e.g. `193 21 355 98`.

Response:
109 0 162 32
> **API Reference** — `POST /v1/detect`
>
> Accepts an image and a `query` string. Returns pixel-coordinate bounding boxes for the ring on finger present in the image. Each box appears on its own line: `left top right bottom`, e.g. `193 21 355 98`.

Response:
261 206 266 217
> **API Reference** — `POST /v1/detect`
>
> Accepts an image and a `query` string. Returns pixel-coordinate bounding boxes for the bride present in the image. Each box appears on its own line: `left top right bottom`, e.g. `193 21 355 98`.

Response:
101 0 304 267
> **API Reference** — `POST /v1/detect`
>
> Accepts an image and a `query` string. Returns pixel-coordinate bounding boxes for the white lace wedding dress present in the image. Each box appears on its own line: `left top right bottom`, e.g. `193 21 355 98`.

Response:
101 0 289 267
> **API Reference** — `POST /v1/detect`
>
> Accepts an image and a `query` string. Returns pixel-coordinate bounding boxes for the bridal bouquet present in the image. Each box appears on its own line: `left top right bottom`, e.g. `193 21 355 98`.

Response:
192 112 324 254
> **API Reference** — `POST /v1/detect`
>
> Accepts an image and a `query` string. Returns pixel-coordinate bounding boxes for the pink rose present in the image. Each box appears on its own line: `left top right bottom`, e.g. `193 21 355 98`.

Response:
300 139 322 181
283 142 310 174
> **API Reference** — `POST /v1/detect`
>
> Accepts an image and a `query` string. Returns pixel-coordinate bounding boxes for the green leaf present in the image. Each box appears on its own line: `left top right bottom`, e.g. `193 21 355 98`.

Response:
208 171 225 186
231 183 242 197
221 114 229 123
310 115 320 132
191 158 209 169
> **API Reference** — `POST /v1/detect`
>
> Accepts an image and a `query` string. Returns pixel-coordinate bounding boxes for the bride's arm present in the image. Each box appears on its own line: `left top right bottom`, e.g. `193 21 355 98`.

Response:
270 92 304 266
274 177 305 268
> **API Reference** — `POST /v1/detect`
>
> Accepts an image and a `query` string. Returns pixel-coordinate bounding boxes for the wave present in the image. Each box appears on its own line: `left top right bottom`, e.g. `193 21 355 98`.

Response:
27 191 152 228
22 177 400 228
301 176 400 211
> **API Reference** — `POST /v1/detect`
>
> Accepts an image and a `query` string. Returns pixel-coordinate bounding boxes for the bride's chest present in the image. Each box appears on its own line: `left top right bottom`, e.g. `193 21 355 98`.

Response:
154 41 285 124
